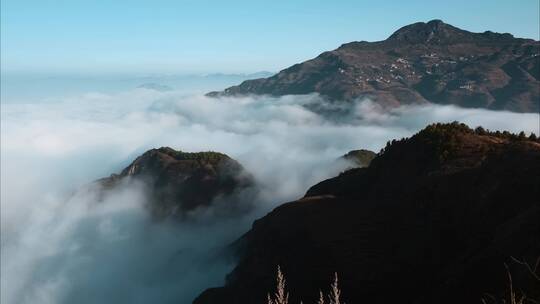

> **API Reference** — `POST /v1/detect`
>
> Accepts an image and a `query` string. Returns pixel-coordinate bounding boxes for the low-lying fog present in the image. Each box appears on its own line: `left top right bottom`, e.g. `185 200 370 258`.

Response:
1 77 539 304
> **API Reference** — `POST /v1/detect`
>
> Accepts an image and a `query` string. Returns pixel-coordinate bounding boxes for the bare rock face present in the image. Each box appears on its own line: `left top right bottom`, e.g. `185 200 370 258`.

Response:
208 20 540 113
96 147 255 219
194 123 540 304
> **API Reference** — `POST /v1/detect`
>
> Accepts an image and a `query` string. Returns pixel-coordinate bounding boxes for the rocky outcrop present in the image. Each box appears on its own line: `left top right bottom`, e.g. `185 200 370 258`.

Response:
96 147 255 218
208 20 540 113
340 149 376 168
194 123 540 304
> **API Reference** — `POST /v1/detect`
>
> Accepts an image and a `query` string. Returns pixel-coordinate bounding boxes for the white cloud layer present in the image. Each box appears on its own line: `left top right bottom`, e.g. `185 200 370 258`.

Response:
1 88 539 304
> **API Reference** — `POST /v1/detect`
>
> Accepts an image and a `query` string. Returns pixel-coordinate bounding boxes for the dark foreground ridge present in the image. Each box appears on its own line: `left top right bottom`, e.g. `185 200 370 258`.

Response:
96 147 255 218
195 123 540 304
208 20 540 113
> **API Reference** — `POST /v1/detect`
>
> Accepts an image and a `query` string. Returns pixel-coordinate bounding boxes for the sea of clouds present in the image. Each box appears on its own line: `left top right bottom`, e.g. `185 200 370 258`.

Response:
1 85 539 304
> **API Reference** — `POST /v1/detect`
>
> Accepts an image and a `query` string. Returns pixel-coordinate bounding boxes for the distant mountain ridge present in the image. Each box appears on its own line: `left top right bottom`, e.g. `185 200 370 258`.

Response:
137 83 173 91
208 20 540 113
203 71 274 78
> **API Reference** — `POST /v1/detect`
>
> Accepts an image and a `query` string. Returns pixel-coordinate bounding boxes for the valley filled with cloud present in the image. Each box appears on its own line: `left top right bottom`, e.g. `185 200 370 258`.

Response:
1 85 539 304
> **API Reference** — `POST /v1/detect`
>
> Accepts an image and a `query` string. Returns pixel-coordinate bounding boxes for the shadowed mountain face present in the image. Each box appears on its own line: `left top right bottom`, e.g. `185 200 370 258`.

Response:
208 20 540 113
96 147 255 218
194 123 540 304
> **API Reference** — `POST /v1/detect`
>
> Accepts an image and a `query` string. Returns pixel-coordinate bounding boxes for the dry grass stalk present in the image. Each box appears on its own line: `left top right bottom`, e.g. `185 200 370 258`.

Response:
317 291 325 304
267 266 289 304
267 267 345 304
328 273 341 304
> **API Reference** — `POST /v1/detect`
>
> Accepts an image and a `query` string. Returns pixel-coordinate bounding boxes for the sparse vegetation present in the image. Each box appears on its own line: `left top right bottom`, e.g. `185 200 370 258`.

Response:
328 273 342 304
267 266 289 304
268 256 540 304
267 266 343 304
483 257 539 304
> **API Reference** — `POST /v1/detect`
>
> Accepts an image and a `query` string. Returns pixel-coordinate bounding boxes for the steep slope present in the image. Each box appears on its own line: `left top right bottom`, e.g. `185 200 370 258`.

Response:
208 20 540 113
195 123 540 304
96 147 255 218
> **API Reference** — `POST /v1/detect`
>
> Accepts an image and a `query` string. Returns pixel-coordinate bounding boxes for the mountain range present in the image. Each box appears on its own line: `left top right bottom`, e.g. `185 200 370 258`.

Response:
83 20 540 304
208 20 540 113
194 123 540 304
89 123 540 303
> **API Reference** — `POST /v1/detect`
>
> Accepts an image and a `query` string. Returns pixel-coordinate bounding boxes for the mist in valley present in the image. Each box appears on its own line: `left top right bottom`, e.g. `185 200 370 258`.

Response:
1 77 539 304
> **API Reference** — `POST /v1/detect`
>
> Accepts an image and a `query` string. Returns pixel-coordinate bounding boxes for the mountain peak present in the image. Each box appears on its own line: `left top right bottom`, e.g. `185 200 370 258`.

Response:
207 20 539 113
96 147 255 218
387 19 468 43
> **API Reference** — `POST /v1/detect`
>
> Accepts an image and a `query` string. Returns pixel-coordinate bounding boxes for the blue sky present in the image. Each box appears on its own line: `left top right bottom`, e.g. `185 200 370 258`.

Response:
1 0 539 74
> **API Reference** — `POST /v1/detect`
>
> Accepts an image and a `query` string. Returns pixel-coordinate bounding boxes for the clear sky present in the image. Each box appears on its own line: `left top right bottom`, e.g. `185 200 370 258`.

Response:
1 0 539 74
